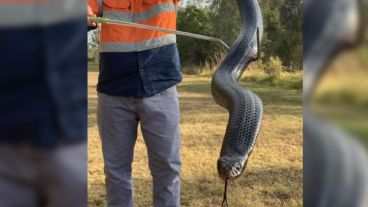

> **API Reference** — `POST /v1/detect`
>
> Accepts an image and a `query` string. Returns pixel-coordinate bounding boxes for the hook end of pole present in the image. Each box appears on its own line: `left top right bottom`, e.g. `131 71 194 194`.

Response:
255 27 261 60
220 40 230 50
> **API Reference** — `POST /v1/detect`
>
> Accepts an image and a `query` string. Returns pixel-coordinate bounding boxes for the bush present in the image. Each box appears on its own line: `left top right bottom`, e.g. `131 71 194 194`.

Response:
240 63 302 91
264 56 284 75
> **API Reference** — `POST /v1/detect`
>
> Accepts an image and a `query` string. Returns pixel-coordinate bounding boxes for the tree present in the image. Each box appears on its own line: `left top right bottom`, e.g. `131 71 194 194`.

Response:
210 0 241 45
279 0 302 70
88 29 100 63
177 6 218 65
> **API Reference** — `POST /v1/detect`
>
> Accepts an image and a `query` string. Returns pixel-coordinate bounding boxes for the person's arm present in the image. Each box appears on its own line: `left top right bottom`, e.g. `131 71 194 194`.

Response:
87 0 99 29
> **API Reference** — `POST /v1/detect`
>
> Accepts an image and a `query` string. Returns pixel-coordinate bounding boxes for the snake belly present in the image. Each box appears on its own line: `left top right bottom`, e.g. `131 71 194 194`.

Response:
211 0 263 181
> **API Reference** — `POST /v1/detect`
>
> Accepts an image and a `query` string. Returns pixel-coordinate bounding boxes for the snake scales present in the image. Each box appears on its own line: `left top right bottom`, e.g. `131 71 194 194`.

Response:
211 0 263 181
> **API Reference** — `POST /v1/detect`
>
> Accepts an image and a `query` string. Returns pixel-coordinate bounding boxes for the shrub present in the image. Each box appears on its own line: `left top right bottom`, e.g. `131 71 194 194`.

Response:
264 56 284 75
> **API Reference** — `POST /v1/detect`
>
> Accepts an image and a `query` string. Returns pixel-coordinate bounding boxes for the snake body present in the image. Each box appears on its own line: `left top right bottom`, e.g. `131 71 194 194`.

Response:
211 0 263 180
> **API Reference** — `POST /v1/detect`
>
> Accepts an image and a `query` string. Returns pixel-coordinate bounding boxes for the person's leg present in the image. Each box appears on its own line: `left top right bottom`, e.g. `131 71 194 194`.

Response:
0 145 39 207
97 93 138 207
138 86 181 207
40 142 87 207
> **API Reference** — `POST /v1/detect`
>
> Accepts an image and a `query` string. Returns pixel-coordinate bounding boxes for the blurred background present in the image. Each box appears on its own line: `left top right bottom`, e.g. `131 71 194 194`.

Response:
304 0 368 141
0 1 87 206
304 0 368 206
311 43 368 141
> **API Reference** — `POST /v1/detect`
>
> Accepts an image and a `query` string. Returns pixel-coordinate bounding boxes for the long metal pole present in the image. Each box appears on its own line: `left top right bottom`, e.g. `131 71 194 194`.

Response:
90 17 230 50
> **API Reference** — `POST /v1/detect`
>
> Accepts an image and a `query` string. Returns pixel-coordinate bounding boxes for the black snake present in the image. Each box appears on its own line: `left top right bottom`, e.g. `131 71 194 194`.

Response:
211 0 263 181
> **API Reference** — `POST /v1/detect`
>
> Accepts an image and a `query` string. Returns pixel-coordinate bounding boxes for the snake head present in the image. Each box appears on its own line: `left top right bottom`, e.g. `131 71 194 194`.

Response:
217 155 248 181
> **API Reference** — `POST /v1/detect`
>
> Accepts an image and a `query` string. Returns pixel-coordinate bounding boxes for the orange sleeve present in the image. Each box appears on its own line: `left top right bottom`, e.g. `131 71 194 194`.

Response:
88 0 99 16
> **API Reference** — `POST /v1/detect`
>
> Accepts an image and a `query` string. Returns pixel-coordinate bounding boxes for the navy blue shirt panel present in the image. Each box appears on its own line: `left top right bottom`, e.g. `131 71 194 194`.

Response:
0 17 87 147
98 43 182 98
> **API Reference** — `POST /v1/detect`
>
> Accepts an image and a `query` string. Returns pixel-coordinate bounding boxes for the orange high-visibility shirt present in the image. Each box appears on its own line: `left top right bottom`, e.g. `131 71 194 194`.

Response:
88 0 180 52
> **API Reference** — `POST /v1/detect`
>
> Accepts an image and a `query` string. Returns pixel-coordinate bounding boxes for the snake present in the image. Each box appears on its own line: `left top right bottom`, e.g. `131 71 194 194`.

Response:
211 0 263 181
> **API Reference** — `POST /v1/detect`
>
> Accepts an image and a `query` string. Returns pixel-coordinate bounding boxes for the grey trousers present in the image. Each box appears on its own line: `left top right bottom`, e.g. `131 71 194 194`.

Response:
0 143 87 207
97 86 181 207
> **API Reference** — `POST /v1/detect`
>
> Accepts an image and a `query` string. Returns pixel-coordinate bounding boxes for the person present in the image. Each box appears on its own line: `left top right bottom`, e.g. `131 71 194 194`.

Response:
0 1 87 206
87 0 182 206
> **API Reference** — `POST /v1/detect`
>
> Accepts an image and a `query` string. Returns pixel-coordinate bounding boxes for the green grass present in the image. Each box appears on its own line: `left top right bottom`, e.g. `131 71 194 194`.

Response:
88 73 303 207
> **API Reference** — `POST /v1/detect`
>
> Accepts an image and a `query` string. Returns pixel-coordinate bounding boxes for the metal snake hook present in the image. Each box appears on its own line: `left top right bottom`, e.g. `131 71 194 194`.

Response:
90 17 230 50
256 27 261 60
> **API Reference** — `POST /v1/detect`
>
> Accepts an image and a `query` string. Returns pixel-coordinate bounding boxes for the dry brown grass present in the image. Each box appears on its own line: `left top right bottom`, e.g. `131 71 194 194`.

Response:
88 72 302 207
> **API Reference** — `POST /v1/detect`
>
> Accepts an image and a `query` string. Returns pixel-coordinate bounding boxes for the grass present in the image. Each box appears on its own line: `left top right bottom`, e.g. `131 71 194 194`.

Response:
242 69 303 90
88 72 303 206
182 61 303 91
